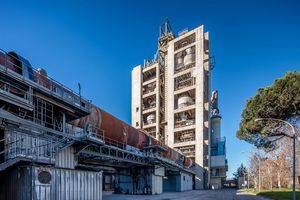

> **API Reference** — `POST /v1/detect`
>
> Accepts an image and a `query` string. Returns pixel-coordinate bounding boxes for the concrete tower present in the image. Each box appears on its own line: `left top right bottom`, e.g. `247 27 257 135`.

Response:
131 21 211 189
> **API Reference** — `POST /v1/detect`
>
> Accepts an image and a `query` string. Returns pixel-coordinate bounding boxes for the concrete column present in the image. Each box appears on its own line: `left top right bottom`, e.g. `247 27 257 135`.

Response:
150 165 165 194
195 25 205 190
131 65 142 128
167 43 175 148
156 65 160 140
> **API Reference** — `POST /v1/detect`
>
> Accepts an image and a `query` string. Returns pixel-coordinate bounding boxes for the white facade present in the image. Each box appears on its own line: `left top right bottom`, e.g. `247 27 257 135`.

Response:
131 24 211 189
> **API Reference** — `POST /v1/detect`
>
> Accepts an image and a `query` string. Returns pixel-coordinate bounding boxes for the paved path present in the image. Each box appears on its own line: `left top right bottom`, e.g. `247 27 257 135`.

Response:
103 189 270 200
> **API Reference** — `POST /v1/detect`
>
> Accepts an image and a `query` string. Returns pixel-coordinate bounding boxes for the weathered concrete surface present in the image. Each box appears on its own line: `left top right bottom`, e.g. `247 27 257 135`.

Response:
103 189 270 200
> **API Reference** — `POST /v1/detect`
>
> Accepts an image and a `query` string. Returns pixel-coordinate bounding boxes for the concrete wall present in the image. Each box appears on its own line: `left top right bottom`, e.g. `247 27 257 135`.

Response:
131 24 211 190
163 172 193 192
151 175 163 194
180 173 193 191
204 30 211 189
165 26 209 189
167 42 175 148
194 25 205 190
131 65 142 128
154 165 165 176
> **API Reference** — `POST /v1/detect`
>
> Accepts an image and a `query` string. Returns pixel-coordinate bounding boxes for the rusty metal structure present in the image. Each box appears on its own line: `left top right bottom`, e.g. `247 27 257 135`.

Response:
0 48 194 198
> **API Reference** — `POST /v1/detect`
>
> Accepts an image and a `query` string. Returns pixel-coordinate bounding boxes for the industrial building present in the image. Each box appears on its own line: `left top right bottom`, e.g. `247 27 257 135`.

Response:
210 90 228 189
0 47 195 200
131 20 227 189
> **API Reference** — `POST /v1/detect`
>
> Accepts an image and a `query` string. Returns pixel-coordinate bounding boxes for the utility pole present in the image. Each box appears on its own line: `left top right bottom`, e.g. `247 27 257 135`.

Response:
293 134 296 200
258 157 261 192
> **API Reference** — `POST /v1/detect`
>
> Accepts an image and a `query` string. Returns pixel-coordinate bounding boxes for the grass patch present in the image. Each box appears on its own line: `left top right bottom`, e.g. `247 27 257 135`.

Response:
256 189 300 200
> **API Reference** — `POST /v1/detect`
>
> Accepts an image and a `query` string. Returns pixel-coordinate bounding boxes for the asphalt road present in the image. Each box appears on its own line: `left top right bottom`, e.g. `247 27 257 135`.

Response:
103 189 270 200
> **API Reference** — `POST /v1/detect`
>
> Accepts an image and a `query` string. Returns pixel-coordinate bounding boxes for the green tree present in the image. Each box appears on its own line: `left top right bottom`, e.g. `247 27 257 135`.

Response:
233 163 248 180
236 72 300 148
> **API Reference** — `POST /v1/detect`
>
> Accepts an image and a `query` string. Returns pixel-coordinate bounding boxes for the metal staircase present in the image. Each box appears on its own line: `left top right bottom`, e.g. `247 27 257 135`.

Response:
0 108 104 171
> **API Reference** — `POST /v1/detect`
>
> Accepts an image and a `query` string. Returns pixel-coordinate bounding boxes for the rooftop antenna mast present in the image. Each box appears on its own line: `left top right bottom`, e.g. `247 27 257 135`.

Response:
78 83 82 104
156 18 174 64
159 18 173 41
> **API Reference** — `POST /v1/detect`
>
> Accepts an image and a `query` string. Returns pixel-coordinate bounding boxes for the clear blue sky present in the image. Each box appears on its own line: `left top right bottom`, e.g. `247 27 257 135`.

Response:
1 0 299 177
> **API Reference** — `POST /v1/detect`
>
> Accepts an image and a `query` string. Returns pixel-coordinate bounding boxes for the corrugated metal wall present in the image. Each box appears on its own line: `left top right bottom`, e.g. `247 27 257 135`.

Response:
0 165 33 200
34 166 102 200
0 165 102 200
55 147 76 169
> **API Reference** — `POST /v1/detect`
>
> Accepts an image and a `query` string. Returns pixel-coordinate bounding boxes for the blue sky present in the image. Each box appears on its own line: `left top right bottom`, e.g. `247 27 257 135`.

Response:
1 0 299 177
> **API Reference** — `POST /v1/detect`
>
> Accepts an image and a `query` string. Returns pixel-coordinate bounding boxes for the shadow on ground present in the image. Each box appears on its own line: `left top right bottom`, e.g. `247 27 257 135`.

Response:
103 189 270 200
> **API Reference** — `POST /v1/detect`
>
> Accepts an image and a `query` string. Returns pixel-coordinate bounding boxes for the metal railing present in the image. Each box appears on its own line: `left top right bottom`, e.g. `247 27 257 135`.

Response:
0 78 31 102
174 34 196 51
210 171 226 177
174 62 195 74
104 137 125 149
0 131 56 164
143 103 156 111
143 87 156 95
174 131 195 143
174 119 195 128
0 48 91 111
211 137 226 144
174 101 195 110
174 76 195 91
143 121 156 127
143 75 156 83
